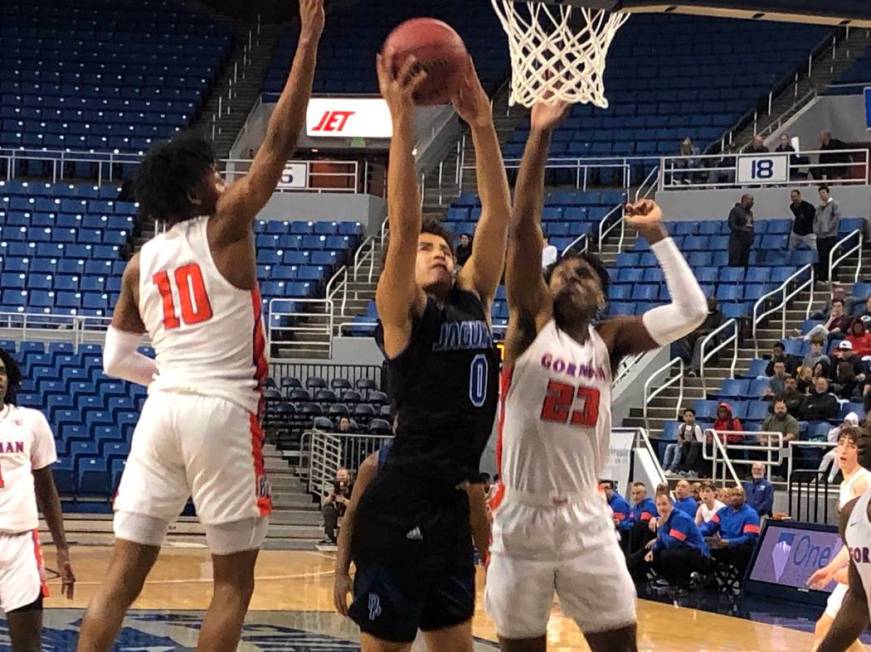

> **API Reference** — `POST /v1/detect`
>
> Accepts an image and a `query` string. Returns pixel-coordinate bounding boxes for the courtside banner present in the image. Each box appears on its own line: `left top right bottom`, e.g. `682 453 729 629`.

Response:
306 98 392 139
602 430 634 495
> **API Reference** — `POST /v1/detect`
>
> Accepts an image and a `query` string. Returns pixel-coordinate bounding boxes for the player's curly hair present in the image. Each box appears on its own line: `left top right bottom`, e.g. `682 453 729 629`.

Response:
135 131 215 224
543 252 610 295
0 348 23 405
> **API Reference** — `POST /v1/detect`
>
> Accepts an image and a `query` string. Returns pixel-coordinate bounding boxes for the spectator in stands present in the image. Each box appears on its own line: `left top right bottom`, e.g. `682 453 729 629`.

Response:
676 297 725 377
805 298 850 343
602 480 632 533
811 286 854 321
814 185 841 283
831 340 867 399
780 375 805 417
846 316 871 358
628 490 710 589
803 336 830 371
817 130 851 180
800 376 840 421
664 408 703 475
455 233 473 267
727 194 754 267
691 482 702 501
760 399 799 481
764 360 789 397
743 462 774 517
819 412 861 482
765 341 796 376
625 482 658 555
708 146 737 185
322 467 353 545
713 403 744 448
700 486 761 575
673 479 699 518
674 137 701 184
788 189 816 250
541 236 558 269
337 416 354 433
695 481 725 526
676 408 707 479
861 296 871 320
797 365 815 395
746 134 769 154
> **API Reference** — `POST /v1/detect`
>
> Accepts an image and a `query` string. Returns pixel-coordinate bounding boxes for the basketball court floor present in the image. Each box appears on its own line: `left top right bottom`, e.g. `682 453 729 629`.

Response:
4 543 854 651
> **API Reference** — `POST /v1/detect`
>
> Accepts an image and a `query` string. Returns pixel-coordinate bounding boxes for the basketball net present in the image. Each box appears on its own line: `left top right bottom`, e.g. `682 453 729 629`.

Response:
490 0 629 109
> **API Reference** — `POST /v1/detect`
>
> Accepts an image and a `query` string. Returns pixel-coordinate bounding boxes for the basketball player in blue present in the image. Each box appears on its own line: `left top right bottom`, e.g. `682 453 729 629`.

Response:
346 51 511 651
485 99 707 652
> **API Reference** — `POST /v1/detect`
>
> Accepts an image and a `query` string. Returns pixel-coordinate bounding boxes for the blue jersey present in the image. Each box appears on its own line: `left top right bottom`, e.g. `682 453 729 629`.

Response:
700 503 761 547
674 496 699 518
609 493 632 530
630 497 657 527
655 508 709 556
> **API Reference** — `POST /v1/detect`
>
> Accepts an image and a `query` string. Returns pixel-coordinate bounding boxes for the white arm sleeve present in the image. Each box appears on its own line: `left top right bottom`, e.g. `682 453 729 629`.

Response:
103 326 158 386
640 236 708 346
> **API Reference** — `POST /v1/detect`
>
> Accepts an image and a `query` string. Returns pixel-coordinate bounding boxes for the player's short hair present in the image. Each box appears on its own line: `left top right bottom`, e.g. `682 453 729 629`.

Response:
700 481 717 492
838 425 862 446
543 252 610 294
631 481 646 490
135 131 216 223
0 348 23 404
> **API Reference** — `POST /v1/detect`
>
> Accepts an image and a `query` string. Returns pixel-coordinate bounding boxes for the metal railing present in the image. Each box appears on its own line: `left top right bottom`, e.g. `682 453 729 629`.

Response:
266 298 334 359
353 235 378 284
614 352 644 387
210 23 261 141
325 265 349 319
597 203 629 253
306 430 393 496
560 202 625 257
786 440 837 488
221 159 360 193
0 311 113 349
632 426 668 489
472 156 637 192
752 263 815 355
0 147 140 185
788 468 833 525
829 227 864 285
642 356 684 427
702 429 746 489
635 165 660 202
698 319 739 395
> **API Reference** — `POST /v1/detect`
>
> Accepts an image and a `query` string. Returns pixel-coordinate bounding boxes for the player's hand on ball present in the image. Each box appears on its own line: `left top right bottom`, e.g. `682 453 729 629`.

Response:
450 58 491 129
333 572 352 616
377 51 428 119
57 547 75 599
531 99 570 133
298 0 325 41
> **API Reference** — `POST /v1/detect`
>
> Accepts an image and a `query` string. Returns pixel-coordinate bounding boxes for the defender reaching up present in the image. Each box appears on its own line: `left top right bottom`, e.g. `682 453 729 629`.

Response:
485 100 708 652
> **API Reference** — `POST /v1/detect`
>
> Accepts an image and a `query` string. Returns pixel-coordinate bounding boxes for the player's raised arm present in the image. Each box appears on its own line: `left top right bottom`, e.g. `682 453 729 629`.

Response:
503 101 570 359
374 53 430 358
103 255 158 386
213 0 324 242
598 201 708 364
454 61 512 307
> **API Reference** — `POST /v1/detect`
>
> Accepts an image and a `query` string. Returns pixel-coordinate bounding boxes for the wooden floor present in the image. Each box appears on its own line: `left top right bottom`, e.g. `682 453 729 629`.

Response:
40 544 827 651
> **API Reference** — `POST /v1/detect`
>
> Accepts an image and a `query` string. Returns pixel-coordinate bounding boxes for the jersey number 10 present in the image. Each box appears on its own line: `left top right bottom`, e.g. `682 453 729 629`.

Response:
153 263 214 330
540 380 601 427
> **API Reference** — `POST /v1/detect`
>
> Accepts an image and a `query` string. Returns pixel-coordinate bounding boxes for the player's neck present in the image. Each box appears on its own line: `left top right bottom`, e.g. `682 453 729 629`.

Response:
557 322 591 345
843 462 860 479
705 498 715 508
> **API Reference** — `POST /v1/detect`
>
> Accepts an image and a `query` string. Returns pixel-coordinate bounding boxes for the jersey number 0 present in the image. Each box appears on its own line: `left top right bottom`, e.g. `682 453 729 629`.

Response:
153 263 213 330
540 380 600 427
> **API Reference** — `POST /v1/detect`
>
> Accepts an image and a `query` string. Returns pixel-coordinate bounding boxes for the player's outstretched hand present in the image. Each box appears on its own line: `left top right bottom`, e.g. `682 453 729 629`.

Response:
624 199 663 226
57 547 75 599
376 51 428 120
299 0 325 41
807 565 837 590
333 572 353 617
530 98 570 133
450 58 491 130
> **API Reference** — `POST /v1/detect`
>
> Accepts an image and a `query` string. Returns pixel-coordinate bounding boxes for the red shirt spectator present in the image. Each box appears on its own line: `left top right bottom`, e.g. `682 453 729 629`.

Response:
712 402 743 445
846 317 871 358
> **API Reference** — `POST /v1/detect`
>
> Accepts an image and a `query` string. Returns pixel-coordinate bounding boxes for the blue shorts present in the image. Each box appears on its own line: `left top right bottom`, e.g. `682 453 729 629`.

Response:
349 555 475 643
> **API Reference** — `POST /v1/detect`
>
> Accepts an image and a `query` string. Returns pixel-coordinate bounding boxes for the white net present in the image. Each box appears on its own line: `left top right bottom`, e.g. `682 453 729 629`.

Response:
490 0 629 109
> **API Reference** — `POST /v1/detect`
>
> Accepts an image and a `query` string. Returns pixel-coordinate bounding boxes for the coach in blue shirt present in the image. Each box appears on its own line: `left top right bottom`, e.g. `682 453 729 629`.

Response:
601 480 632 530
742 462 774 517
700 485 761 574
624 482 658 555
628 491 710 588
673 478 699 518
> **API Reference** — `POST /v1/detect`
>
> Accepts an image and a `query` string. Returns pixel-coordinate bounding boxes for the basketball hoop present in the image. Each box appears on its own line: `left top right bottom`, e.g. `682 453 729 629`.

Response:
490 0 629 109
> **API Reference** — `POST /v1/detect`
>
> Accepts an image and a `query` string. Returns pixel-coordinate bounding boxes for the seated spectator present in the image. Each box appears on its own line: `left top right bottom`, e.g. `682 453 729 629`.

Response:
321 467 353 545
802 336 830 371
691 482 702 501
830 340 867 399
695 481 725 526
602 480 632 530
788 189 816 250
541 236 558 269
765 341 798 376
796 365 815 395
664 408 703 475
623 482 658 555
780 375 805 417
859 296 871 320
674 137 701 184
674 297 725 377
628 490 710 589
708 146 736 185
337 416 355 434
712 402 744 448
455 233 472 266
800 376 840 422
817 130 851 180
700 486 761 575
743 462 775 517
818 412 861 482
805 298 850 343
846 316 871 358
764 360 789 397
676 408 707 479
673 479 699 518
811 285 854 320
761 398 800 481
745 134 769 154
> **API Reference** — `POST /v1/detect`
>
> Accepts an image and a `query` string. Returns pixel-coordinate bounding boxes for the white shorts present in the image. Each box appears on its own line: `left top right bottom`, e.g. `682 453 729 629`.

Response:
113 391 272 551
825 582 848 619
485 490 637 638
0 531 47 613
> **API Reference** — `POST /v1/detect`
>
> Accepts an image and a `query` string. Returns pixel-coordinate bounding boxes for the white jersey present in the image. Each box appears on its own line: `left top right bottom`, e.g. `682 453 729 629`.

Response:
839 467 871 510
138 215 267 414
698 499 725 523
499 321 612 497
0 406 56 534
845 488 871 624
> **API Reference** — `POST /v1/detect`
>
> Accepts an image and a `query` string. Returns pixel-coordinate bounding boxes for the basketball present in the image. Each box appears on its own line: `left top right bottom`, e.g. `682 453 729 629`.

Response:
383 18 469 105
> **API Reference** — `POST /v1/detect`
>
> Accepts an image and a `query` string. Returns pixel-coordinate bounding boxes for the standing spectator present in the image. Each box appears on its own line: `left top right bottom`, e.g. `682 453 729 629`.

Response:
541 236 558 269
455 233 472 267
746 134 769 154
780 375 805 417
321 467 353 545
803 336 830 371
673 479 699 518
743 462 775 517
817 131 851 180
700 486 762 575
805 298 850 343
800 376 840 422
708 146 737 185
788 189 816 250
628 491 710 589
664 408 703 476
674 137 701 184
695 481 725 526
814 185 841 283
675 297 725 377
846 316 871 358
727 194 754 267
761 398 800 481
764 360 788 397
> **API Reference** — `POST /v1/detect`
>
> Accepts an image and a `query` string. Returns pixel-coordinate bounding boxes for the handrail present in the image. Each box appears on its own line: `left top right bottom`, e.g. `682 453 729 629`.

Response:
633 426 667 488
787 440 837 487
635 165 659 201
829 228 864 285
698 319 739 395
642 356 684 427
561 233 589 257
266 297 334 359
325 265 348 318
702 429 742 488
614 352 644 387
597 203 627 254
352 235 376 283
751 263 815 356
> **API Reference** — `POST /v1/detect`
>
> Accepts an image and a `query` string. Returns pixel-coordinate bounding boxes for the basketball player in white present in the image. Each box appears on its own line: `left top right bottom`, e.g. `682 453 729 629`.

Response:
484 100 707 652
818 426 871 652
75 3 324 650
0 349 75 651
808 425 871 652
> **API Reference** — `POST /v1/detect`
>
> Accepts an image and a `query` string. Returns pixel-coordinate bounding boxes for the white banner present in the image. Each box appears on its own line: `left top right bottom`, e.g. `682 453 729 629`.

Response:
601 430 635 496
277 162 308 189
736 153 789 184
306 98 393 139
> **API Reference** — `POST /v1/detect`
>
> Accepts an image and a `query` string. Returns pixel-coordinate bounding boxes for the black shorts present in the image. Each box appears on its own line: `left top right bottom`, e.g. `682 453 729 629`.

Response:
349 554 475 643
